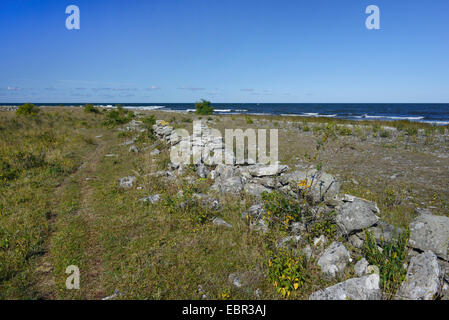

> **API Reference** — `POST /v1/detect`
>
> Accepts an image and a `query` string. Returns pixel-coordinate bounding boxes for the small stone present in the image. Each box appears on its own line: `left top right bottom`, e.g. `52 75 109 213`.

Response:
212 217 232 229
313 235 328 248
140 194 161 204
129 145 139 153
118 176 136 188
354 258 369 277
317 242 351 278
241 204 265 220
244 183 271 197
276 235 301 248
366 265 380 275
349 234 364 249
290 222 306 235
302 245 313 259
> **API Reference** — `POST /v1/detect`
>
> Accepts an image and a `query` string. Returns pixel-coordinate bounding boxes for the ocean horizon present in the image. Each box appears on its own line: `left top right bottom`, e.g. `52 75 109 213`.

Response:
2 103 448 125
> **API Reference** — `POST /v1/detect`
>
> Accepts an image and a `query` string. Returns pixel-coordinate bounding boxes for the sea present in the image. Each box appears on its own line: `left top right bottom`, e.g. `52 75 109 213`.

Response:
1 103 448 125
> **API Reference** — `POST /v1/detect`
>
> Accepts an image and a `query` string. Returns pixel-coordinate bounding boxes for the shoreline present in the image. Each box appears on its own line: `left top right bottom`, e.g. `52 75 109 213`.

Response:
1 104 449 127
1 104 449 126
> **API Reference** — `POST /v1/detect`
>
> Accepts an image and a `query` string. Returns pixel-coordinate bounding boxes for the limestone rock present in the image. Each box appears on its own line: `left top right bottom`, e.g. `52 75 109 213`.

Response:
309 274 382 300
118 176 136 188
317 242 351 278
196 163 210 178
242 204 264 219
128 145 139 153
244 183 271 197
276 235 302 248
140 194 161 204
212 217 232 229
367 221 403 245
354 258 369 277
409 213 449 261
336 197 379 235
396 251 440 300
216 176 244 194
248 164 289 177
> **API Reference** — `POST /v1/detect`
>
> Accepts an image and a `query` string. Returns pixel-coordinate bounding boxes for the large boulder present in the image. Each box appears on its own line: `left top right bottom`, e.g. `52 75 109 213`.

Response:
396 251 440 300
279 169 339 204
409 213 449 261
309 274 382 300
317 242 351 278
336 196 379 235
308 171 340 204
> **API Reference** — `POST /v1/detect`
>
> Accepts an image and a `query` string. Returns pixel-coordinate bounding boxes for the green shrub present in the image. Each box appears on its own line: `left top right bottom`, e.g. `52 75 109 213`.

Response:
363 229 409 299
261 191 303 229
245 116 253 124
405 127 418 136
379 130 391 138
337 126 352 136
83 104 99 113
16 103 39 116
195 99 214 115
308 214 338 241
142 115 156 127
267 248 307 298
103 108 134 127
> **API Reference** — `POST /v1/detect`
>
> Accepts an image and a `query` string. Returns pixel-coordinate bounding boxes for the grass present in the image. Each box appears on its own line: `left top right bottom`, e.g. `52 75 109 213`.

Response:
363 229 409 299
0 109 100 298
0 106 447 300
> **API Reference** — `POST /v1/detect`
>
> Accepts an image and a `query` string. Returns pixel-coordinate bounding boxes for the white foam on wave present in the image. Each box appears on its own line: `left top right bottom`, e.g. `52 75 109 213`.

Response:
124 105 165 110
419 120 449 125
295 113 337 118
214 109 232 112
361 114 424 121
303 112 319 116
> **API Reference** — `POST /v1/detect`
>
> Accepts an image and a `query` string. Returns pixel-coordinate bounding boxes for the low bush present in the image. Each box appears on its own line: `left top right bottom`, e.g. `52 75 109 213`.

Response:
261 191 303 229
16 103 39 116
103 106 134 127
83 104 99 114
267 248 307 298
195 100 214 115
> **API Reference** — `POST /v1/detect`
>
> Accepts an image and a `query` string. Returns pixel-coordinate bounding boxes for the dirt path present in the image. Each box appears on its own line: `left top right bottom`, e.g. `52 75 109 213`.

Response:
35 137 107 299
81 138 107 299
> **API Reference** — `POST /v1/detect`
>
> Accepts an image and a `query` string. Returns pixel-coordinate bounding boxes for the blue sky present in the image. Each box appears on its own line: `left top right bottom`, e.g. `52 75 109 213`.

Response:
1 0 448 103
